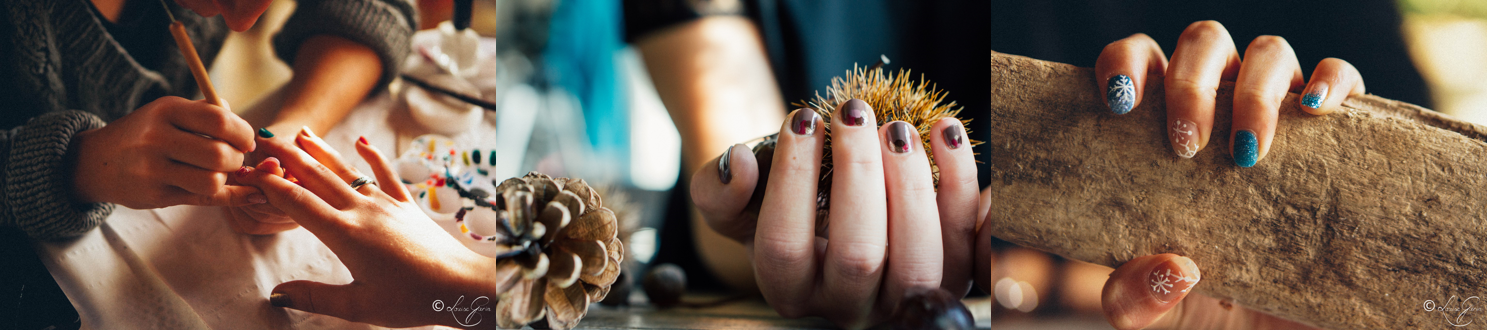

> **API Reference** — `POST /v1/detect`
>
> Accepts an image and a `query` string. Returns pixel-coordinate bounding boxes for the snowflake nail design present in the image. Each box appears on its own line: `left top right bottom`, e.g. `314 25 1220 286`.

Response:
1149 262 1200 303
1107 75 1135 115
1170 119 1199 158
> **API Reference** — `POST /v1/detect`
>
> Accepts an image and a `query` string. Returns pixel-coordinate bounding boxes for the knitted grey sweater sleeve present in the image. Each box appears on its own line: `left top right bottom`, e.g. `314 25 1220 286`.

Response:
273 0 418 89
1 111 114 240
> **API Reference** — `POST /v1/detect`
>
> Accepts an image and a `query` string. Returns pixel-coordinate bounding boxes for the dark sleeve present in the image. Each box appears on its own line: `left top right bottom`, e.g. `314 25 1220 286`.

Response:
272 0 419 89
623 0 746 43
1 111 114 240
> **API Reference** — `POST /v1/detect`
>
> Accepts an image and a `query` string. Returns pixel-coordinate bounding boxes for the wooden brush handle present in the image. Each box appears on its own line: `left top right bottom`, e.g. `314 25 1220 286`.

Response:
169 21 220 106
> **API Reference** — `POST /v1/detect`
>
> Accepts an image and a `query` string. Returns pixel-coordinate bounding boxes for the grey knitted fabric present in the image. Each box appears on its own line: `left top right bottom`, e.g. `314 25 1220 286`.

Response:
0 0 416 240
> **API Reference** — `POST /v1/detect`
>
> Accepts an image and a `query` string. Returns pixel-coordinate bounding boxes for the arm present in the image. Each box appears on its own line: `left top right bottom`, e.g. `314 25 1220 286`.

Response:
263 34 382 135
635 16 786 291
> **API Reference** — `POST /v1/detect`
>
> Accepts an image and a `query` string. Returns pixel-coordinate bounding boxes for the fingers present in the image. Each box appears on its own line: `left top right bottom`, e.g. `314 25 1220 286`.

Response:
251 128 359 208
1299 58 1366 115
164 97 256 153
1101 254 1202 330
294 127 360 184
877 121 944 312
929 118 979 296
1231 36 1304 168
234 152 344 231
973 203 995 295
225 204 302 235
353 136 412 202
162 129 245 172
693 144 761 243
754 109 823 315
1096 33 1168 115
821 99 888 325
1165 20 1240 159
270 280 364 323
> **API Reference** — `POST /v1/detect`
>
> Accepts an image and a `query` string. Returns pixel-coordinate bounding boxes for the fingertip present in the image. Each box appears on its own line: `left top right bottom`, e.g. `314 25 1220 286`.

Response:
1102 254 1201 330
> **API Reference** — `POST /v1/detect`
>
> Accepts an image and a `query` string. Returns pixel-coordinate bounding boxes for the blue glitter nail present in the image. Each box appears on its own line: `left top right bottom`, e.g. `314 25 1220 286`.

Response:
1234 130 1258 168
1302 85 1328 109
1107 75 1135 115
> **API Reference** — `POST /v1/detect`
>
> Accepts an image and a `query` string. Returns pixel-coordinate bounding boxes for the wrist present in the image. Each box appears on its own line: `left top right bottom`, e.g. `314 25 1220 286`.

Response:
65 128 106 204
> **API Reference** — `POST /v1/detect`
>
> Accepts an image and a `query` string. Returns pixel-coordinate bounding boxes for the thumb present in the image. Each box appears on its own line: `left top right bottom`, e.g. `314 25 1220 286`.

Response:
690 143 761 243
1101 253 1201 330
192 184 267 207
270 280 363 321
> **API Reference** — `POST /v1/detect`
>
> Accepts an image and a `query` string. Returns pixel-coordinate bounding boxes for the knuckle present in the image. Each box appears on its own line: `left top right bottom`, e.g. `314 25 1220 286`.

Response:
830 243 886 280
1166 78 1219 100
755 235 813 269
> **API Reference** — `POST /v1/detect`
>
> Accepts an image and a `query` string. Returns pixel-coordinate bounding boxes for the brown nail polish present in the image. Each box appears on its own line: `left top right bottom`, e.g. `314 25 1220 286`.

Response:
1148 257 1200 304
887 121 914 153
840 99 870 126
943 124 965 149
269 293 291 307
791 109 819 135
718 146 734 184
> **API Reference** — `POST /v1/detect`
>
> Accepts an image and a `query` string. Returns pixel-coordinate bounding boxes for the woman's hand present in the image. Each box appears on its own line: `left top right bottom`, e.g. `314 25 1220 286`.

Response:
690 100 981 328
236 130 503 328
224 126 304 235
1095 20 1365 166
69 96 263 209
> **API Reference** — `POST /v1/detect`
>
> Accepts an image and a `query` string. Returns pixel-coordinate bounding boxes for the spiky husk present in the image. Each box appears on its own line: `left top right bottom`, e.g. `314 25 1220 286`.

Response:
751 66 980 232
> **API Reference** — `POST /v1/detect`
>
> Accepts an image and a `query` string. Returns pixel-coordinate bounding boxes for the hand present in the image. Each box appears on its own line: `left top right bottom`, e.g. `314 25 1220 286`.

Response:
1095 20 1365 166
689 101 980 328
236 131 503 328
1097 254 1316 330
69 96 262 209
224 126 311 235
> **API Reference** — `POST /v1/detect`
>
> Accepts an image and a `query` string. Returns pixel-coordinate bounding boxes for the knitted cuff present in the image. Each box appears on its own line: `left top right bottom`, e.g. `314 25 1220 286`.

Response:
5 111 113 240
273 0 417 90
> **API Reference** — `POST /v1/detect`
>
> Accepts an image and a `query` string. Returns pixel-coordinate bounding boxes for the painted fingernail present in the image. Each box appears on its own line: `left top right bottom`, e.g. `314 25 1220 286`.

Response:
236 166 252 177
1148 257 1200 304
1106 74 1135 115
1169 119 1198 158
357 136 369 145
840 99 870 126
269 293 291 307
942 123 965 150
791 109 819 135
887 121 914 154
718 145 734 184
1233 130 1259 168
257 128 274 138
1301 83 1328 110
247 194 267 204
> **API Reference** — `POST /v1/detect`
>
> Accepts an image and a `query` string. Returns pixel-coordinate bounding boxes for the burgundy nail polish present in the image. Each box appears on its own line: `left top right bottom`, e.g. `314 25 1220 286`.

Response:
840 99 870 126
943 124 965 149
791 109 819 135
887 121 914 154
1148 257 1201 304
235 166 252 177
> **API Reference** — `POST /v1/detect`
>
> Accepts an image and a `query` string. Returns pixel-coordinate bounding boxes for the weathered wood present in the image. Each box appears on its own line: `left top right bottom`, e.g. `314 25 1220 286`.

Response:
981 52 1487 329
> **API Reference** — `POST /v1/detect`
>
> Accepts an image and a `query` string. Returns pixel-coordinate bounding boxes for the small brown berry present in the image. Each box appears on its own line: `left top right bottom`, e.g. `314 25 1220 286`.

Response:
892 286 974 330
642 263 686 308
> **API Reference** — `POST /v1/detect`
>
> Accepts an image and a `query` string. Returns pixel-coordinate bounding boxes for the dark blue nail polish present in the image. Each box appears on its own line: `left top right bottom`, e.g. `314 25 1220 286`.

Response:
1234 130 1258 168
1107 75 1135 115
257 128 274 138
718 146 733 184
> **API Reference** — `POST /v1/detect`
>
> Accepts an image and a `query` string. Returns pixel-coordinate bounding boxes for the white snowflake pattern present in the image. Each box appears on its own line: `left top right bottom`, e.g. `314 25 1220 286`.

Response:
1170 119 1198 158
1149 268 1199 295
1108 76 1135 113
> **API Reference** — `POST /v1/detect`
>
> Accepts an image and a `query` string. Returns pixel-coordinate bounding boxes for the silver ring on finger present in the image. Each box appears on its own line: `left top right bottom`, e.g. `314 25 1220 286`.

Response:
349 176 376 191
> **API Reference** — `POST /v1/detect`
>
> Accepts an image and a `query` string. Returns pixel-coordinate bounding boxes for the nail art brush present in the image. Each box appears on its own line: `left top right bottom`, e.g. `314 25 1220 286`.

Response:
158 0 222 106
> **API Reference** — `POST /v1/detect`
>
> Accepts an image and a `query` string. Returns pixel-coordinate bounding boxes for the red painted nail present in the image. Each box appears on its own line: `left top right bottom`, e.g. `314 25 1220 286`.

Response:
357 136 368 145
236 166 252 177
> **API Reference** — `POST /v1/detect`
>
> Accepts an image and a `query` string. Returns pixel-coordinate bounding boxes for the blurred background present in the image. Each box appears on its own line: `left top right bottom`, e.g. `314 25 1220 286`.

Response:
208 0 1487 328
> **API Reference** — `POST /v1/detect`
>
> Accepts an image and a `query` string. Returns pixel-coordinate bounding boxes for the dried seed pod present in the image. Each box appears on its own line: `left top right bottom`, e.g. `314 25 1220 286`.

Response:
749 64 980 233
462 172 623 330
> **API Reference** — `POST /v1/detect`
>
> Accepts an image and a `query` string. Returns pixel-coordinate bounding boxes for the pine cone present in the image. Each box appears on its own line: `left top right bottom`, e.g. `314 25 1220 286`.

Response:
461 172 623 329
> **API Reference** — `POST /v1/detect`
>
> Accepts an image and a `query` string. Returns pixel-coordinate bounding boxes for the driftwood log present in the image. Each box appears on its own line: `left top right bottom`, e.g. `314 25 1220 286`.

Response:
980 51 1487 329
